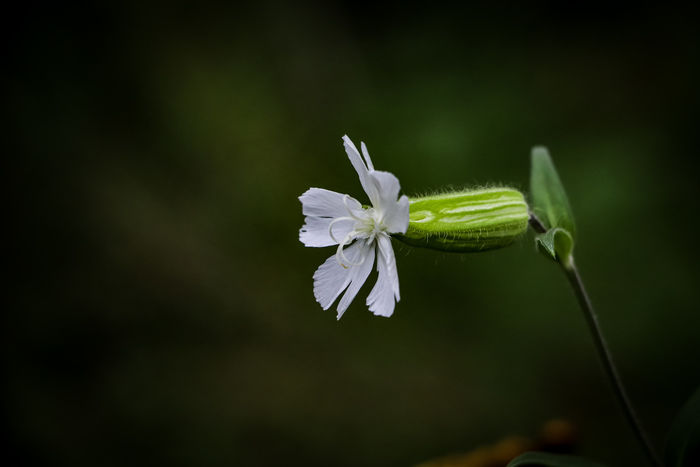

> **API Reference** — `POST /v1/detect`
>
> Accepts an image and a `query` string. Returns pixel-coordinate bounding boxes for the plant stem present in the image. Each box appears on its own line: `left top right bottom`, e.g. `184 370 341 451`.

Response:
563 259 663 467
528 214 662 465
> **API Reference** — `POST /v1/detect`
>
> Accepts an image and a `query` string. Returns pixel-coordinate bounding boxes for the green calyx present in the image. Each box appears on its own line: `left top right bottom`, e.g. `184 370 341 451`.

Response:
394 187 529 253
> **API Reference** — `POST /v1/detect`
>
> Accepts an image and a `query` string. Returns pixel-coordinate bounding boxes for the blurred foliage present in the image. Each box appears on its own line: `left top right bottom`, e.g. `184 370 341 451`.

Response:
6 1 700 466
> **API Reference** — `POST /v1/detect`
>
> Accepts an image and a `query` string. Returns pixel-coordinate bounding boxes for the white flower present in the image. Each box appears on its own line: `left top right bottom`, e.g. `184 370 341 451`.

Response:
299 135 410 319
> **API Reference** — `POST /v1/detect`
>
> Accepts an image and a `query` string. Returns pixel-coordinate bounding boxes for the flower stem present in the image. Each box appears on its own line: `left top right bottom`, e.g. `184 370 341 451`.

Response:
563 262 662 467
528 215 662 466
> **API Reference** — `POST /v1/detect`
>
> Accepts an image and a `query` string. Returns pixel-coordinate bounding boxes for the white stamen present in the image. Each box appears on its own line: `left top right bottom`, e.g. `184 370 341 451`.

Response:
335 232 367 268
328 216 355 244
342 194 365 221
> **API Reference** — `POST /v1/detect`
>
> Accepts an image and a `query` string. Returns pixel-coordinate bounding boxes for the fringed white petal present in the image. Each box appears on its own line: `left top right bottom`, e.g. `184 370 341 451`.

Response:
343 135 381 208
299 216 355 247
299 188 361 218
368 170 401 214
366 234 400 317
313 241 374 318
336 243 375 319
382 194 410 234
360 141 374 171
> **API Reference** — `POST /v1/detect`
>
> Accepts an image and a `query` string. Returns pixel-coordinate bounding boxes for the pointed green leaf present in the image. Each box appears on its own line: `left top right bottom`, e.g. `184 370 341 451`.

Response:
536 229 558 260
536 227 574 268
536 229 557 260
665 387 700 467
507 452 608 467
530 147 576 238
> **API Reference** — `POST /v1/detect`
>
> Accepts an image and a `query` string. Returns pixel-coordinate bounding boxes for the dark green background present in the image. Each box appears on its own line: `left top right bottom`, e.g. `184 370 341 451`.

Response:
7 2 699 466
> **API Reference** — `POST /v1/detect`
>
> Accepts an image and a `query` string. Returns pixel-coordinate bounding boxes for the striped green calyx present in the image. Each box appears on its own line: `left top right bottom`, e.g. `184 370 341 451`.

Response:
394 187 529 253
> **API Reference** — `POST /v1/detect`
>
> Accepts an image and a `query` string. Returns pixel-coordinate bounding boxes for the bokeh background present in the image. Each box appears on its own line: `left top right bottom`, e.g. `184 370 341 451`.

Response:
6 2 699 466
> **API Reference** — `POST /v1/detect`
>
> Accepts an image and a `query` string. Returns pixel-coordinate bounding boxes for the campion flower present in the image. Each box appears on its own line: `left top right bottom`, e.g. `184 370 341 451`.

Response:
299 135 410 319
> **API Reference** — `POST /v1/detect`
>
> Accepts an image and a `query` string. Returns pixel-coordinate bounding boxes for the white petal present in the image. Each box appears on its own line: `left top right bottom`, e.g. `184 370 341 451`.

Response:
299 188 361 218
336 242 375 319
343 135 381 207
364 170 409 234
382 195 410 234
360 141 375 171
300 216 355 247
366 234 400 317
312 241 373 318
313 245 358 310
368 170 400 211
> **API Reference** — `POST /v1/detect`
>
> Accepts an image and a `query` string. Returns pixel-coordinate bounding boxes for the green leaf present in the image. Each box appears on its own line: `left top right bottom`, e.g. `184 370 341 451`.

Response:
536 227 574 268
530 147 576 238
665 386 700 467
507 452 608 467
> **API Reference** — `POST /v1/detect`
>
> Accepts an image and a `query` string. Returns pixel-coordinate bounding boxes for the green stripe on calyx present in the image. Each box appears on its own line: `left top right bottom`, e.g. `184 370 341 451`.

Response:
394 188 529 253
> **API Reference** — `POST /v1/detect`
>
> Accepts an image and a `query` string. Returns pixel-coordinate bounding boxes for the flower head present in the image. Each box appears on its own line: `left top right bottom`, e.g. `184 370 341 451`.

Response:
299 135 409 319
